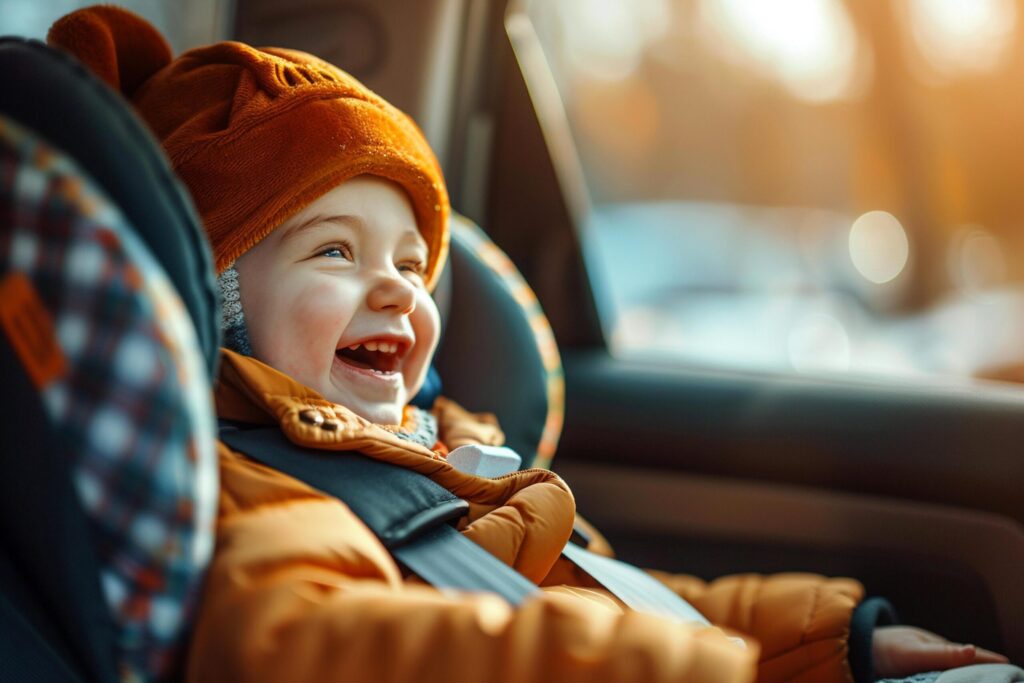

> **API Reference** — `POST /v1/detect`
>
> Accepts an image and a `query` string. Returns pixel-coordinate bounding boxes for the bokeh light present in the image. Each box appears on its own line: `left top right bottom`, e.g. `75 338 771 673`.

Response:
904 0 1017 80
698 0 861 102
948 227 1007 293
848 211 910 284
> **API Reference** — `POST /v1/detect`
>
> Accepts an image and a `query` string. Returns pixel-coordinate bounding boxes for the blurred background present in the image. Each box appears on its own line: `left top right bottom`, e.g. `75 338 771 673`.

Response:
0 0 231 54
524 0 1024 384
5 0 1024 386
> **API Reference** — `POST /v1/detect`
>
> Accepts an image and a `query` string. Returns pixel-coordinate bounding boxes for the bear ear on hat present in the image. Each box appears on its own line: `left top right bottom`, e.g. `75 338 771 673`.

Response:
48 5 172 98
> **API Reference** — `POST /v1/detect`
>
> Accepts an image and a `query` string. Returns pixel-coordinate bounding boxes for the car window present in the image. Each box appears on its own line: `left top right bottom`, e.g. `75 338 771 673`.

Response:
522 0 1024 386
2 0 230 53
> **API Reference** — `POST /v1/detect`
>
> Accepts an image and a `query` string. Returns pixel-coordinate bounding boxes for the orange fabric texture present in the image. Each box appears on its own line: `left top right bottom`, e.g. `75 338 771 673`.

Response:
47 6 449 287
0 272 66 389
652 571 864 683
191 350 867 683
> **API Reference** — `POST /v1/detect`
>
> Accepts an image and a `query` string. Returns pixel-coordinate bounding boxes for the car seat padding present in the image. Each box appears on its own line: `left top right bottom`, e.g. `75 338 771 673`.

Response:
0 96 218 680
0 38 219 379
435 219 559 468
0 332 116 683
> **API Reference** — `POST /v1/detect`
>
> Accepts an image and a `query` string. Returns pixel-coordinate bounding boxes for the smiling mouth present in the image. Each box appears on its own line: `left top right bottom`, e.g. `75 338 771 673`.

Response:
335 341 405 375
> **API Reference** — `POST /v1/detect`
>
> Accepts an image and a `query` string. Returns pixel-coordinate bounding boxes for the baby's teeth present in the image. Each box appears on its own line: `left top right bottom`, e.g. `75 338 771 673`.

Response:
353 340 400 354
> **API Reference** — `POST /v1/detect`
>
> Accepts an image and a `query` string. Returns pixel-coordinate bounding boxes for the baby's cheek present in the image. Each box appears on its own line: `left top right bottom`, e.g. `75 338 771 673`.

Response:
405 290 441 393
270 284 347 378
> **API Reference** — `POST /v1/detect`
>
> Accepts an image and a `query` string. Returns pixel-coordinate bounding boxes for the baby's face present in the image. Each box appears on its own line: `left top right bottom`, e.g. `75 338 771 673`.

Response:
235 176 440 425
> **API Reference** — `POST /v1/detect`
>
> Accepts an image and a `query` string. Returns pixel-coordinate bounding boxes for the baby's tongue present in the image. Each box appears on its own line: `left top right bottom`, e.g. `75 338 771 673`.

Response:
336 346 400 372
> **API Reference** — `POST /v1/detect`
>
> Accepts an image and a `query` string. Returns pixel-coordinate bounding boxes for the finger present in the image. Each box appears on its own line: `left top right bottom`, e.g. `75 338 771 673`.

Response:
970 646 1010 664
896 643 977 675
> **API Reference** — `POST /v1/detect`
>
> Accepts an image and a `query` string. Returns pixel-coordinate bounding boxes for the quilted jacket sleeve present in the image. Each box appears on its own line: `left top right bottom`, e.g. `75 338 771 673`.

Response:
186 444 758 683
650 571 864 683
553 517 864 683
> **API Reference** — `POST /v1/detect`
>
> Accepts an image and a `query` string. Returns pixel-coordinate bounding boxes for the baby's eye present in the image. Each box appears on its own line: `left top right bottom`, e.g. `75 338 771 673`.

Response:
317 242 354 261
398 260 426 279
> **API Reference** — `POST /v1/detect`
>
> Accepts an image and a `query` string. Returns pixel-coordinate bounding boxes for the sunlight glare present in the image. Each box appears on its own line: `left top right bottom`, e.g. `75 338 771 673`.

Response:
558 0 671 82
905 0 1017 79
700 0 860 102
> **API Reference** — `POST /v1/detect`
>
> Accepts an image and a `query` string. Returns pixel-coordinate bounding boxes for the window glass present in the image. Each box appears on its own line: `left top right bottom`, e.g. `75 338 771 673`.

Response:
523 0 1024 385
1 0 228 54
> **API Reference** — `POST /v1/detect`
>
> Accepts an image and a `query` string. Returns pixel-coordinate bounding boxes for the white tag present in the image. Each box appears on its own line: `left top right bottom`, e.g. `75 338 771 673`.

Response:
447 444 522 477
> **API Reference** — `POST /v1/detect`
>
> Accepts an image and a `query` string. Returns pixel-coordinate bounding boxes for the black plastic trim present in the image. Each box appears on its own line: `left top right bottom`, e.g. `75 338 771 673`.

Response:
559 350 1024 525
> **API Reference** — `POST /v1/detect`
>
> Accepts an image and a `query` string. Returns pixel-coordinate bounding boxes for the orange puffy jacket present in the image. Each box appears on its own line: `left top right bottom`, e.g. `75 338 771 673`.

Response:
188 350 864 683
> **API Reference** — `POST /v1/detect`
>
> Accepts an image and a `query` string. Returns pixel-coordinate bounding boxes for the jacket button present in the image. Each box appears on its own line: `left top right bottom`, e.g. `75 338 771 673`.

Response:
321 419 341 431
299 409 324 426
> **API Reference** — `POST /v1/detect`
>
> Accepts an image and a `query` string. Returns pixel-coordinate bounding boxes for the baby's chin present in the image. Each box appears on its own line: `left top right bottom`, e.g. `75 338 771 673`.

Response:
347 400 404 427
318 381 407 426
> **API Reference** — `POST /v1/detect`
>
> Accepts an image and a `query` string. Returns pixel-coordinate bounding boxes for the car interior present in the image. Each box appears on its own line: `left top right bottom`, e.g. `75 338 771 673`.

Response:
2 0 1024 680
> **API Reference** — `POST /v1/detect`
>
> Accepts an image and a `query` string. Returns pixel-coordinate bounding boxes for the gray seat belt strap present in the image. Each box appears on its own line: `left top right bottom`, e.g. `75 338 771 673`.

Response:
448 447 710 624
394 525 539 605
561 542 710 625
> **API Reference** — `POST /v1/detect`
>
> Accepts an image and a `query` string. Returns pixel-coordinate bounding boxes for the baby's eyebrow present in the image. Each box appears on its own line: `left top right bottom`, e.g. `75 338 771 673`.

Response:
281 214 363 242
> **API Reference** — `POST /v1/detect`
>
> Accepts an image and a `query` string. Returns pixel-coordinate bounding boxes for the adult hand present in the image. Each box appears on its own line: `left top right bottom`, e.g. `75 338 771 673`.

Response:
873 625 1009 679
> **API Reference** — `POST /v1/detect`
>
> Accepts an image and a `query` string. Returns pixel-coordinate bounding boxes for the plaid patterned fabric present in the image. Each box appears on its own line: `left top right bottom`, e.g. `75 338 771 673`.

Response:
450 215 564 470
0 115 217 683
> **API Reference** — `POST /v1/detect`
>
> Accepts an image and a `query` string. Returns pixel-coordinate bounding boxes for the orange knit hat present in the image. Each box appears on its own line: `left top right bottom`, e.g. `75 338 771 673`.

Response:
47 5 450 288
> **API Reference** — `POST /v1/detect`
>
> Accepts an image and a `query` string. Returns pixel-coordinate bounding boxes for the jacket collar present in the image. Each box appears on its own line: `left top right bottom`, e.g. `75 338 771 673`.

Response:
214 349 573 506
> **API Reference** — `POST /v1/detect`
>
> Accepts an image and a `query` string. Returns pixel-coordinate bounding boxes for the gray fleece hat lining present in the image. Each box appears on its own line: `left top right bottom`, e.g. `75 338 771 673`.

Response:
218 265 253 356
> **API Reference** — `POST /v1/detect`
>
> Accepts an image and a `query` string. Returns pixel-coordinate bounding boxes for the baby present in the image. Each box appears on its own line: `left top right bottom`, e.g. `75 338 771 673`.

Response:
228 176 439 429
49 6 1009 683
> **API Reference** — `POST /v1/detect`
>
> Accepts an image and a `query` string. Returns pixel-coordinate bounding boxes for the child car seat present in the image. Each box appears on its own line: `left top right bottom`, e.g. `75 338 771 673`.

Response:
0 30 703 683
0 37 220 682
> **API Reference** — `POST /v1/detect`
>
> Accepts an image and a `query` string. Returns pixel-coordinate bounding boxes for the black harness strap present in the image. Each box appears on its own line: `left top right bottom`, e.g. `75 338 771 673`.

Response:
219 423 708 624
219 424 538 605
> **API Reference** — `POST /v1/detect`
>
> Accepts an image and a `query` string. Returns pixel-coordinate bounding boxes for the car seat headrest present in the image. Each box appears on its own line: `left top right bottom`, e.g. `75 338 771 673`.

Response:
434 217 564 469
0 38 220 379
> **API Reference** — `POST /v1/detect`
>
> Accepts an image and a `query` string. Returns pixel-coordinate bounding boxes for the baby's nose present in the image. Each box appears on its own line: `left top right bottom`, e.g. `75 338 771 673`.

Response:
367 273 416 313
